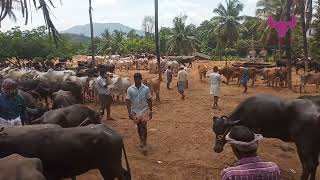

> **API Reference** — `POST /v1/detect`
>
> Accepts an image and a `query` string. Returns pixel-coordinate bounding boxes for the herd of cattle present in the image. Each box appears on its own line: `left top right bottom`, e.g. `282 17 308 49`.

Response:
198 60 320 92
0 56 319 179
0 57 169 179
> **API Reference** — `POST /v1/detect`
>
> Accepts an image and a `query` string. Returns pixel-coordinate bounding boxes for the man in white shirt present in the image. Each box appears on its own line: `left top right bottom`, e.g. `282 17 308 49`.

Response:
177 66 188 100
95 70 114 120
126 73 153 155
207 66 222 109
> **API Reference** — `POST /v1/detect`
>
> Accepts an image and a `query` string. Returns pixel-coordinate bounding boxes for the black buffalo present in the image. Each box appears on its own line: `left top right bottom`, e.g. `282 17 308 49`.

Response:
97 64 116 73
0 124 131 180
18 80 52 107
52 90 77 110
50 81 83 104
17 89 48 123
176 57 194 67
32 104 100 127
212 94 320 180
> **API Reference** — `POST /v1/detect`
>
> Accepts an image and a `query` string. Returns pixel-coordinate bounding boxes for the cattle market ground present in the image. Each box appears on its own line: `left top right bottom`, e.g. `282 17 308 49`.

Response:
78 61 320 180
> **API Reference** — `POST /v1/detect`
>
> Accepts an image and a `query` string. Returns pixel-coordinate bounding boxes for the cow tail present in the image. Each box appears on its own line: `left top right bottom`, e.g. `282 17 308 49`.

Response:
122 144 131 177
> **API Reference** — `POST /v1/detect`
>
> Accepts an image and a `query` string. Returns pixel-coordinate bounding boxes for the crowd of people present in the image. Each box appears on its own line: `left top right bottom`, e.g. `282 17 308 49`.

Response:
0 63 282 179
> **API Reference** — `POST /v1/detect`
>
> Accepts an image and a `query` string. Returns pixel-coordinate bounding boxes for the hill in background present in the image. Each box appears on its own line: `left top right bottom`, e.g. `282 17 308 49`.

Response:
62 23 145 37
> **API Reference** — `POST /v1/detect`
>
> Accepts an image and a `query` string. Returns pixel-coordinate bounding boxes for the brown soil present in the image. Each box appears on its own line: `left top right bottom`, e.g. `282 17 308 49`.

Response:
77 61 320 180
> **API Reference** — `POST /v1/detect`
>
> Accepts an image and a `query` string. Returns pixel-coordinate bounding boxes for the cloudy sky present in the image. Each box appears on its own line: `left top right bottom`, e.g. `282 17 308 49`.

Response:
1 0 258 31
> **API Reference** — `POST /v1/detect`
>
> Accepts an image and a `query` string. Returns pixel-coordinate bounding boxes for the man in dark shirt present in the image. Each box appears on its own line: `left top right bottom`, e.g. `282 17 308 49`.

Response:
0 78 28 126
166 66 173 89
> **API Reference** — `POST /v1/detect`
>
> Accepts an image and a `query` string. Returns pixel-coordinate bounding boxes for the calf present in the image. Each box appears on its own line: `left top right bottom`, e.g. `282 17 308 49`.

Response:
300 73 320 93
198 65 208 83
32 104 100 128
0 124 131 180
0 154 45 180
143 78 161 101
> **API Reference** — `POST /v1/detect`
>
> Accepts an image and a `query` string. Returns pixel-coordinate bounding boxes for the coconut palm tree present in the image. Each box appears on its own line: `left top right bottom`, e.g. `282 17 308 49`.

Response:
111 30 125 55
167 15 199 55
0 0 60 43
211 0 245 48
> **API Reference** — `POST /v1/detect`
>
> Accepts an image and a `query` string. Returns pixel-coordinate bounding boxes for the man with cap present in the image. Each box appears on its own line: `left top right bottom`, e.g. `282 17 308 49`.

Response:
177 65 188 100
221 126 280 180
95 69 114 120
0 78 28 126
126 73 152 155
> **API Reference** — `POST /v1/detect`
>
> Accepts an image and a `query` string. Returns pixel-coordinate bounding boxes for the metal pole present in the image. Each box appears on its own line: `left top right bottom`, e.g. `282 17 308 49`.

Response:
154 0 162 80
89 0 95 67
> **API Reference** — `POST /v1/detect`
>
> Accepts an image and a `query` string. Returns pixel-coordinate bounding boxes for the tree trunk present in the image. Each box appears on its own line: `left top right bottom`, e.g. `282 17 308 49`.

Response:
154 0 162 80
286 0 293 89
306 0 313 31
301 0 309 71
89 0 95 67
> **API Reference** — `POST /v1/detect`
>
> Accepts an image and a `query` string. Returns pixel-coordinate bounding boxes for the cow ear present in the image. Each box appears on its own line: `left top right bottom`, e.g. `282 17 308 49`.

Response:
212 116 218 122
225 120 240 126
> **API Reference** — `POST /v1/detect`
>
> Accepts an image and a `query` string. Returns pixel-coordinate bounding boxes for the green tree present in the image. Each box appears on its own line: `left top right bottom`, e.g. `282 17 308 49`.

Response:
167 15 199 55
211 0 245 48
0 0 60 43
111 30 125 55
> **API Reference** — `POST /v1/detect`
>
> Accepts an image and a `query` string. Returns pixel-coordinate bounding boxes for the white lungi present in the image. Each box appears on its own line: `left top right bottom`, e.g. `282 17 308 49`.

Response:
0 117 22 127
210 84 220 97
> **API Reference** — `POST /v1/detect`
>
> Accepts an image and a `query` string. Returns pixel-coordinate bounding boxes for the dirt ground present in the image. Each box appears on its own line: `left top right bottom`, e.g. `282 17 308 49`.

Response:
77 61 320 180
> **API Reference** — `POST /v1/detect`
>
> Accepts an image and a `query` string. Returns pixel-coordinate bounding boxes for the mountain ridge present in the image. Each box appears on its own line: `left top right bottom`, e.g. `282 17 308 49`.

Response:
62 23 145 37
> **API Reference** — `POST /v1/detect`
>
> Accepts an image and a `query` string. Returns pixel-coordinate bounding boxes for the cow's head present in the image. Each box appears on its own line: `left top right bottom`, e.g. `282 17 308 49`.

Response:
212 116 240 153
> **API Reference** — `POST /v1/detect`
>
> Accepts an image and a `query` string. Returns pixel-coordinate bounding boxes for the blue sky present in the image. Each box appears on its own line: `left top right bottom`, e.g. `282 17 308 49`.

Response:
1 0 258 31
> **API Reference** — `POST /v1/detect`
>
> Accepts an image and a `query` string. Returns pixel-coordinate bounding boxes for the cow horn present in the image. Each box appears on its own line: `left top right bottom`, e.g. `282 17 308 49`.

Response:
225 120 241 126
221 115 229 120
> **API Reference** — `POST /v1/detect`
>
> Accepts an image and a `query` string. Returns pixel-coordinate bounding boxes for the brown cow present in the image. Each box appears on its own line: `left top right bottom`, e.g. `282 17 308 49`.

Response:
219 67 239 84
198 65 208 83
0 154 45 180
300 73 320 93
263 67 287 88
143 78 161 101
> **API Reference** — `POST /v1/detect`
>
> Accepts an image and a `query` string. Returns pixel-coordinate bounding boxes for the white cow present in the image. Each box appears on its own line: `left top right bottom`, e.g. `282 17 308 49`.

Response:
34 69 76 82
4 69 28 81
166 61 179 73
67 76 89 87
107 75 131 101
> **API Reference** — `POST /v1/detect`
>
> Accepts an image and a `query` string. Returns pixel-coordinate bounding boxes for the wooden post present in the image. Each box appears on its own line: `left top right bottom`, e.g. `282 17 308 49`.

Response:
89 0 95 67
286 0 293 89
154 0 162 81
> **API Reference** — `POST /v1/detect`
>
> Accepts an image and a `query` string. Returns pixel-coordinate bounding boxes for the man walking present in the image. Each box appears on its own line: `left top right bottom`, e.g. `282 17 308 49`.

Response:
240 65 250 93
207 66 221 109
96 69 114 120
177 66 188 100
126 73 152 155
221 126 280 179
0 78 28 126
166 66 173 89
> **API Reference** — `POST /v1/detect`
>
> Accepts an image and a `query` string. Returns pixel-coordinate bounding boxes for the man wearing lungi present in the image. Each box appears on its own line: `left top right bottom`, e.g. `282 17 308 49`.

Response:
177 66 188 100
240 65 250 93
0 78 28 126
208 66 221 109
126 73 153 155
